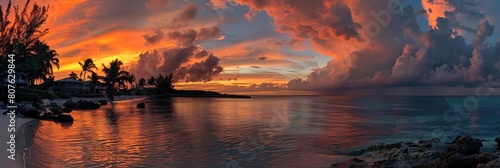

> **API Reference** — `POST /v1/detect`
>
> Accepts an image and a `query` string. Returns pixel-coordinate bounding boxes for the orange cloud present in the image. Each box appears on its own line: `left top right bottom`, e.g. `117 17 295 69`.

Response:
420 0 453 28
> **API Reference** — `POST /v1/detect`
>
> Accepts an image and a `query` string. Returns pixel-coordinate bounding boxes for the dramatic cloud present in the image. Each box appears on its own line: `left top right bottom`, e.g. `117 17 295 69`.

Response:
129 46 225 82
286 3 500 91
175 54 224 82
172 3 198 28
132 18 223 82
165 26 220 46
220 0 363 59
220 83 287 92
15 0 500 93
143 29 165 45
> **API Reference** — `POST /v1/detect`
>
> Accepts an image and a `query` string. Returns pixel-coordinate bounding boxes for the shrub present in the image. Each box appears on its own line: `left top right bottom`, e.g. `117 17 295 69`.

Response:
16 92 43 103
18 88 59 100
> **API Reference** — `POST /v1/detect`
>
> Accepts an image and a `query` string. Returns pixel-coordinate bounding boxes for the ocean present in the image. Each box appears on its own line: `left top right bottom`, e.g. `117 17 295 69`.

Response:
24 96 500 167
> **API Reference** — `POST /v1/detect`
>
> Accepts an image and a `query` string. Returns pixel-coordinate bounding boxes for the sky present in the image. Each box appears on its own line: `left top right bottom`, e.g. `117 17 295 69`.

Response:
5 0 500 94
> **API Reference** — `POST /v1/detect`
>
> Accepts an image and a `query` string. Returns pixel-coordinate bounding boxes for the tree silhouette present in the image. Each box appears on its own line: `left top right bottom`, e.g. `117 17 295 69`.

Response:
126 74 136 90
102 59 130 101
0 0 53 87
68 71 79 80
18 40 59 86
145 73 174 93
138 78 146 89
147 76 156 88
88 71 102 94
79 58 97 96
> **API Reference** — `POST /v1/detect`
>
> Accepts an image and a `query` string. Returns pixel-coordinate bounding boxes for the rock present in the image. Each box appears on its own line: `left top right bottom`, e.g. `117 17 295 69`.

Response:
477 158 500 168
50 103 63 115
63 100 77 109
42 99 51 106
50 102 58 107
137 102 145 108
61 108 72 113
436 153 498 168
22 109 41 119
32 102 45 111
448 135 483 155
98 100 108 105
15 101 44 119
51 108 62 115
39 112 54 120
54 114 74 122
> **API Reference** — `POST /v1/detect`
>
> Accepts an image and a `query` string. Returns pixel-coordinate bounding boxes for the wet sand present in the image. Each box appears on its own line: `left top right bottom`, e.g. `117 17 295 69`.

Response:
0 110 35 168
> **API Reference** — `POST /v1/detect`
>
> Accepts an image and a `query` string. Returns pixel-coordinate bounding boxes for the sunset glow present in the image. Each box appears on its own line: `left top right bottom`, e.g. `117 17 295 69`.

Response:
8 0 500 93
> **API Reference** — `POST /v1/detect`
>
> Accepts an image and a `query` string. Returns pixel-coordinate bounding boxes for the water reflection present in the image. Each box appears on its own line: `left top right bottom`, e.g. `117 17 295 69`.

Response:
24 96 500 167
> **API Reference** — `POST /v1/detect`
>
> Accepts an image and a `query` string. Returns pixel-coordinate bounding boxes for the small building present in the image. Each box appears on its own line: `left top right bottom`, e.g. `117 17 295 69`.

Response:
54 77 106 95
1 72 28 87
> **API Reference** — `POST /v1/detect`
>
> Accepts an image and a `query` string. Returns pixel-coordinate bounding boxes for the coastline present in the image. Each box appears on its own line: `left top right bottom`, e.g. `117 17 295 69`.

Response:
47 95 148 107
0 111 36 168
0 95 144 168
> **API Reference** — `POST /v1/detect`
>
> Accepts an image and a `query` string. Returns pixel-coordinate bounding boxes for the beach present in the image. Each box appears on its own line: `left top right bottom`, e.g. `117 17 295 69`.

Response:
45 95 147 106
0 109 35 168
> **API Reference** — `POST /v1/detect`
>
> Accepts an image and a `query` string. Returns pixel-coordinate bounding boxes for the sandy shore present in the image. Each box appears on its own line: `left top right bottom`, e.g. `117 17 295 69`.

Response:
0 109 35 168
45 95 147 107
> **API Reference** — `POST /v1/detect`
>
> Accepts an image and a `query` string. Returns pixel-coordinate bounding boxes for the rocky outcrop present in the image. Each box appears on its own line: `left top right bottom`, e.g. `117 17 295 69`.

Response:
5 101 75 123
436 152 498 168
478 158 500 168
62 108 72 113
16 101 45 118
332 139 442 168
54 114 74 122
448 135 482 155
136 102 145 108
331 136 500 168
435 136 496 168
98 100 108 105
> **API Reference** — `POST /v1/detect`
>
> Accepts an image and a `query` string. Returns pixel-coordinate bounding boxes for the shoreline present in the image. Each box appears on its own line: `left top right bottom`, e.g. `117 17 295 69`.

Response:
0 95 144 167
46 95 148 107
0 111 36 168
330 136 500 167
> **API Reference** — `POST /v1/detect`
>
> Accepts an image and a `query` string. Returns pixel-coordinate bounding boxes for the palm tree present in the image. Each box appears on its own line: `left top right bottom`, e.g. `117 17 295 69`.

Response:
68 71 79 80
155 72 174 93
79 58 97 96
147 76 156 88
88 71 102 94
127 74 136 90
102 59 130 101
21 40 59 86
138 78 146 89
0 1 51 86
34 41 59 84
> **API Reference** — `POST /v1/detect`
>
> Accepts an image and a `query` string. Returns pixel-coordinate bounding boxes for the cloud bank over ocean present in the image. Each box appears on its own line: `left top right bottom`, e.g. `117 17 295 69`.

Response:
17 0 500 93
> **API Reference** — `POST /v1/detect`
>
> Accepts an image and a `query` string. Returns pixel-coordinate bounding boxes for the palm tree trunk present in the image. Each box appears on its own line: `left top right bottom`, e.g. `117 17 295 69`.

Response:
81 71 86 97
107 82 115 101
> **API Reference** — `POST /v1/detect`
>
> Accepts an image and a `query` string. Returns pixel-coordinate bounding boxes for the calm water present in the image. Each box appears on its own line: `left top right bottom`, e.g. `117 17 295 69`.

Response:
24 96 500 168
